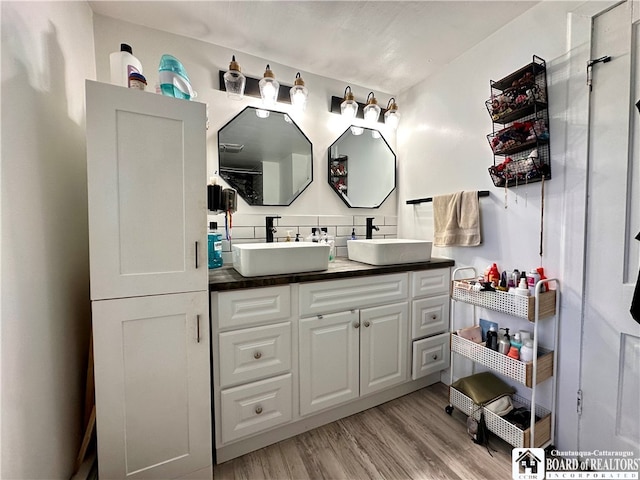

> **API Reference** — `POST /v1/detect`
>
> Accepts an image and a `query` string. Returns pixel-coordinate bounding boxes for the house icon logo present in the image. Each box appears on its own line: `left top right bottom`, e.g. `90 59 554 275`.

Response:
512 448 545 480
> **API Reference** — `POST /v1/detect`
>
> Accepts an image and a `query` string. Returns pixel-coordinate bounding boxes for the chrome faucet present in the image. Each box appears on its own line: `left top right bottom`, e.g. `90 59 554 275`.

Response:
365 217 379 239
266 216 281 243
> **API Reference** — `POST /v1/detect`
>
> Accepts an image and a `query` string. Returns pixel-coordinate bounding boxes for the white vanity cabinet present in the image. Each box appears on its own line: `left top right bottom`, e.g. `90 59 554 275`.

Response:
410 269 451 380
213 285 294 445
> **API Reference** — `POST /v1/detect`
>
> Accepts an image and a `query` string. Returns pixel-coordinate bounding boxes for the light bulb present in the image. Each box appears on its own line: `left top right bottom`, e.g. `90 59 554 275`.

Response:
340 86 358 119
363 92 381 123
384 98 400 129
290 72 308 112
223 55 245 100
350 126 364 136
255 109 270 119
259 64 279 108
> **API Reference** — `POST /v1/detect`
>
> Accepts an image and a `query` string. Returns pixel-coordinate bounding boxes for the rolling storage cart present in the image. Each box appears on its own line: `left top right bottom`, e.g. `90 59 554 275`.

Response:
446 266 559 448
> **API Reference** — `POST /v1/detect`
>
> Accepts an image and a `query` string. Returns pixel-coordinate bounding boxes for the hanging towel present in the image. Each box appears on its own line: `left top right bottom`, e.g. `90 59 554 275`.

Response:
433 191 482 247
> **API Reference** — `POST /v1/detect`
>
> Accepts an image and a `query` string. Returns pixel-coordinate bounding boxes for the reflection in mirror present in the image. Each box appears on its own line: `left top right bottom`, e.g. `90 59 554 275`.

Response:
218 107 313 206
328 126 396 208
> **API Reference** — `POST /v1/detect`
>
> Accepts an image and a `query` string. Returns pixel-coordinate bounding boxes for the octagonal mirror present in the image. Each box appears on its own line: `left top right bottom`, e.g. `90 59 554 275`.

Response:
328 126 396 208
218 107 313 206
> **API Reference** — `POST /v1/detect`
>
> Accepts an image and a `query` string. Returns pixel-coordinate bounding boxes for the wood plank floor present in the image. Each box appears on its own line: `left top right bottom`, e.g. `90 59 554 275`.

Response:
213 382 513 480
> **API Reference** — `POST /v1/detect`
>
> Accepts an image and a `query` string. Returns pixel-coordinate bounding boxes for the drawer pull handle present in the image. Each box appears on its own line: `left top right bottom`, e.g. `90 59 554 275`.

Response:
196 315 201 343
354 322 360 329
432 354 438 360
254 351 262 359
255 406 263 415
363 321 370 328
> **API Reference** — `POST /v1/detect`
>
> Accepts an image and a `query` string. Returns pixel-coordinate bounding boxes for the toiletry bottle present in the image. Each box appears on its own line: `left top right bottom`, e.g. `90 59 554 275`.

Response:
351 228 357 240
516 278 530 296
486 326 498 351
520 340 534 362
483 264 492 282
295 233 301 242
498 328 511 354
208 222 223 269
507 346 520 360
110 43 143 88
498 271 508 291
285 230 292 242
536 267 548 292
528 269 541 295
509 269 520 289
510 332 522 351
488 263 500 286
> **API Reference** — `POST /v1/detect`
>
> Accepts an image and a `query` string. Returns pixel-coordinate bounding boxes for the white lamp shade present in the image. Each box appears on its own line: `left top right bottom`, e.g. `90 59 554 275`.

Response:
259 77 279 107
290 84 308 111
364 103 381 123
341 99 358 119
384 109 400 129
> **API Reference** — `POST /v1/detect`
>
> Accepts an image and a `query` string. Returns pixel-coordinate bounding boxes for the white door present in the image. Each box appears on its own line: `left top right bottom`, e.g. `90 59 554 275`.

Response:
92 291 211 479
86 80 207 301
580 0 640 454
360 302 409 396
299 310 359 415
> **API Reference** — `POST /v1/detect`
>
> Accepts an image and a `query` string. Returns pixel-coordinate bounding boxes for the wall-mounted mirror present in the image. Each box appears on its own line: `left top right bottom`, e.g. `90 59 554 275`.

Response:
328 126 396 208
218 107 313 206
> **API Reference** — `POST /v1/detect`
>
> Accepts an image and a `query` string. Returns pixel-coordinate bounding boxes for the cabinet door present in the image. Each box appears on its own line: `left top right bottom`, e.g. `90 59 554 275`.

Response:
92 291 211 479
86 80 207 300
299 311 359 416
360 302 409 396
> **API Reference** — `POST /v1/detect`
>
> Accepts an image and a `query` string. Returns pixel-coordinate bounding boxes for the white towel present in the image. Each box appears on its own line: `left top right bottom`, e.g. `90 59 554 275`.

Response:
432 191 481 247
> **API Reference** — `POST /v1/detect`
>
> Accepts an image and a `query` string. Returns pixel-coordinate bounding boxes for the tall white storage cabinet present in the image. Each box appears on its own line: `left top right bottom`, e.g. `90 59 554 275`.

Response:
86 81 212 479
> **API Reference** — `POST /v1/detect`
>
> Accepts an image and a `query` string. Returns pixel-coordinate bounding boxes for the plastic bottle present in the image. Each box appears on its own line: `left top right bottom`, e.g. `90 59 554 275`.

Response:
510 332 522 351
536 267 548 292
158 54 194 100
527 269 541 296
351 228 357 240
498 328 511 354
208 222 223 269
515 278 530 296
509 269 520 289
285 230 292 242
486 326 498 351
295 233 301 242
520 340 534 362
488 263 500 286
110 43 143 88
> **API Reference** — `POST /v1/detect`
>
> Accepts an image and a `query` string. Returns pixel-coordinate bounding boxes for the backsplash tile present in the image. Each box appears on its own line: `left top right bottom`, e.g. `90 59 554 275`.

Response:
207 213 398 263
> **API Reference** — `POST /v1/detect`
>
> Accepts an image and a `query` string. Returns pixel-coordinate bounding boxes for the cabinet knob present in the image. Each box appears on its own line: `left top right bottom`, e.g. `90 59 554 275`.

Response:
254 351 262 359
432 354 438 360
431 314 437 320
353 322 360 329
363 321 370 328
255 406 263 415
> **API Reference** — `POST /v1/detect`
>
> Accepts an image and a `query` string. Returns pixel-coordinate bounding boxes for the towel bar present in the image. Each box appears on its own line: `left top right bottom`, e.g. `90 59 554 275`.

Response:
406 190 490 205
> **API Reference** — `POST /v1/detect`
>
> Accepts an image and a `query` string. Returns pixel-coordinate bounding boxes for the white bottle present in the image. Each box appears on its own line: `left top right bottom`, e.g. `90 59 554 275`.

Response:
520 340 534 362
110 43 143 88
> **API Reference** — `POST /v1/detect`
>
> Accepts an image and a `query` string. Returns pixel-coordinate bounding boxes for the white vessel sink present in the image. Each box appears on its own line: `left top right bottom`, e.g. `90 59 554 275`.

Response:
347 239 433 266
232 242 330 277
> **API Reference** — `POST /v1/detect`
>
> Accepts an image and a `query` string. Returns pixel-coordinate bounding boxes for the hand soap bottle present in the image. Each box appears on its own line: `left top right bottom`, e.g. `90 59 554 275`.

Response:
208 222 223 269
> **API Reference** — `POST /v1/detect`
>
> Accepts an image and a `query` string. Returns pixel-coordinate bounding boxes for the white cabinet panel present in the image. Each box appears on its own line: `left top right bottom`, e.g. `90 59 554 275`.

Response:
299 273 408 316
219 322 292 388
411 294 450 340
92 291 211 479
299 311 359 415
86 81 206 300
220 373 293 444
217 285 291 330
412 332 450 380
360 303 409 396
411 269 451 298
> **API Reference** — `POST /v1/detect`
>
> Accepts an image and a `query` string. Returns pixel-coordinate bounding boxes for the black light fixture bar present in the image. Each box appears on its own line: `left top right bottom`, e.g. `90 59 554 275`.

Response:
406 190 490 205
218 70 292 104
330 95 388 123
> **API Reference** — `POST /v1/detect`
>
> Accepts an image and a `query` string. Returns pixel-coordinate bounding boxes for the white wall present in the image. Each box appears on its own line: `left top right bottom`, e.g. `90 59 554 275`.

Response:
1 1 95 478
91 14 399 219
397 0 613 452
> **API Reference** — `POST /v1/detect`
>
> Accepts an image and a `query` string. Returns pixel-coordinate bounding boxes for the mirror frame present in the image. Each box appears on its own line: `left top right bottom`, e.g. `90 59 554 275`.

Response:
217 106 313 206
327 126 397 208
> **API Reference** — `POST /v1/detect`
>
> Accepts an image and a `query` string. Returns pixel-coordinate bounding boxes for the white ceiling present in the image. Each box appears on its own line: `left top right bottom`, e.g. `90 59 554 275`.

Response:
89 0 539 94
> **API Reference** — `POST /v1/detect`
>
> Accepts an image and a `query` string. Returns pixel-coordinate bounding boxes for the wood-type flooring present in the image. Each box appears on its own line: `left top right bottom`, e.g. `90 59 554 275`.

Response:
213 382 513 480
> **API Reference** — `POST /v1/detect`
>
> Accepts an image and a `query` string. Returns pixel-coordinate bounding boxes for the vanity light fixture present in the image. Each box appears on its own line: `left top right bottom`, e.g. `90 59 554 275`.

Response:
340 86 358 119
259 64 279 108
223 55 246 100
289 72 309 112
363 92 381 123
384 98 400 129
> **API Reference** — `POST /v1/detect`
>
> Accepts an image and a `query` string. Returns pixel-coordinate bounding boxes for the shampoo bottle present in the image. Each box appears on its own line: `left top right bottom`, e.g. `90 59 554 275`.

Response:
486 326 498 351
110 43 143 88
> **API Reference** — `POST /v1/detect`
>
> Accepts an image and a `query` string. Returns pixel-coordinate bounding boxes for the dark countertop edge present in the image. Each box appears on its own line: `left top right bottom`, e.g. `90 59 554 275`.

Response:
208 257 455 292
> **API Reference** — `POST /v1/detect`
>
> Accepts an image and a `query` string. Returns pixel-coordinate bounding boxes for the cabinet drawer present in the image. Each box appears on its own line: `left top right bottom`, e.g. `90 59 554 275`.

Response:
299 273 408 316
219 322 291 388
217 285 291 330
411 269 451 298
220 373 292 444
411 294 449 340
412 332 450 380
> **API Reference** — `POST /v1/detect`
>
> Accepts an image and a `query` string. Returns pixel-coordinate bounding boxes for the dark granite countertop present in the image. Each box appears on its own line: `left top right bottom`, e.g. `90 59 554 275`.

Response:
209 257 454 292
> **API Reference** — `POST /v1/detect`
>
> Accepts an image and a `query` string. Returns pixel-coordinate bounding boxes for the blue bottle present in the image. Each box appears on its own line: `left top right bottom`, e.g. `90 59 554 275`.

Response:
208 222 223 269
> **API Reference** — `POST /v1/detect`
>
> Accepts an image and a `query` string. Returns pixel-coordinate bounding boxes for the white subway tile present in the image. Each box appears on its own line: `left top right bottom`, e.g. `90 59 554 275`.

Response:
318 215 353 226
336 246 348 258
384 216 398 226
278 215 319 227
230 226 258 239
353 215 383 226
